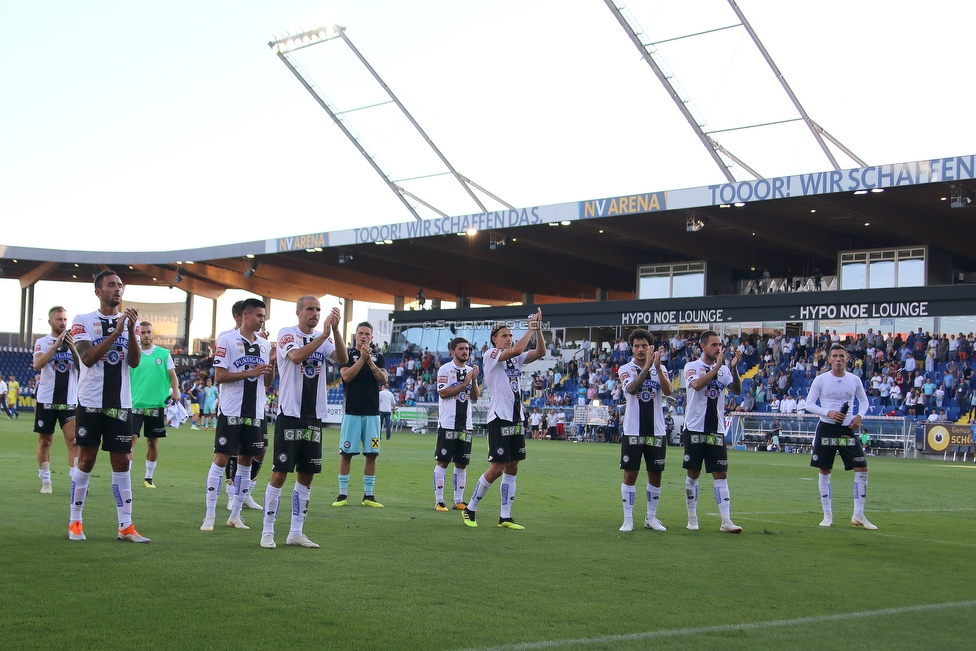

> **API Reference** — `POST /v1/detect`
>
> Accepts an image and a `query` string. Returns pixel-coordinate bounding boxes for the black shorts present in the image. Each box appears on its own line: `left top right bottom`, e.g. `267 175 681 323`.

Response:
810 422 867 471
620 435 666 472
131 408 167 438
272 415 323 474
33 403 76 435
214 415 265 457
682 430 729 474
434 428 473 466
74 406 133 453
486 419 526 464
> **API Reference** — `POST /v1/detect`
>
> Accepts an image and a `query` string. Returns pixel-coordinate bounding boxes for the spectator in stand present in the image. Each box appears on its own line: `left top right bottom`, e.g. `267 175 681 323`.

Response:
935 384 946 409
888 382 902 411
921 376 936 407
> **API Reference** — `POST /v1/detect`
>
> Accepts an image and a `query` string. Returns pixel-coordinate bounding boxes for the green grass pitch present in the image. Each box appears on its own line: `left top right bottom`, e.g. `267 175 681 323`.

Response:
1 414 974 651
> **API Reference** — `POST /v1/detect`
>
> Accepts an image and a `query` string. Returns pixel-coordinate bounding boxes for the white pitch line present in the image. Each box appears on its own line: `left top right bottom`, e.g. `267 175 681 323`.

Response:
452 600 976 651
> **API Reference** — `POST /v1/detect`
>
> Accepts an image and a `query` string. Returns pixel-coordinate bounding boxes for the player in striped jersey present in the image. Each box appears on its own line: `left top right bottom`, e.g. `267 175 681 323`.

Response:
201 298 274 532
463 309 545 530
260 296 346 549
32 306 80 494
682 330 742 533
433 337 480 512
616 328 672 532
68 270 150 543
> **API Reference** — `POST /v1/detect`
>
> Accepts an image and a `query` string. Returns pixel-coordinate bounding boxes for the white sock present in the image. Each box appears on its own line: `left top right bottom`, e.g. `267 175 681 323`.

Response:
230 464 251 519
621 483 636 521
433 465 447 504
70 469 91 522
646 483 661 520
467 474 493 512
453 468 467 504
853 471 868 516
248 478 260 501
205 462 223 520
145 460 157 480
714 478 731 521
263 484 282 535
290 481 311 535
112 471 133 529
499 473 517 519
685 476 699 515
818 473 832 515
39 461 51 484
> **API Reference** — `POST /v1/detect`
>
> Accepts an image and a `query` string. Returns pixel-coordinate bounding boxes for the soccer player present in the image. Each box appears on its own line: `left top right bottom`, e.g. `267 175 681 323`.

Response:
617 328 672 532
433 337 480 512
334 322 387 508
219 300 264 511
260 296 346 549
130 321 180 488
7 374 21 418
201 298 274 531
682 330 743 533
32 306 80 493
68 270 150 543
803 343 876 529
463 310 545 529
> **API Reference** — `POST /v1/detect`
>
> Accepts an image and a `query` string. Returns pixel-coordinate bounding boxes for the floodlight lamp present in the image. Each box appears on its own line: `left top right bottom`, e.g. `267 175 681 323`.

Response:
686 214 708 232
466 228 478 236
950 186 975 209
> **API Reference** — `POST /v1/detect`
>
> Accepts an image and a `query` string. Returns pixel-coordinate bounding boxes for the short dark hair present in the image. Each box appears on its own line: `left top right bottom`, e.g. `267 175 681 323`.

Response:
356 321 373 332
829 343 847 354
232 300 246 317
139 321 152 328
93 269 119 290
241 298 266 313
448 337 469 352
628 328 652 347
699 330 719 346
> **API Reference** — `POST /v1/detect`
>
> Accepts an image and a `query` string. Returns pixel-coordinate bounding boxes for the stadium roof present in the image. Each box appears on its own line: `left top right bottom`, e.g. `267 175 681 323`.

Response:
2 154 975 304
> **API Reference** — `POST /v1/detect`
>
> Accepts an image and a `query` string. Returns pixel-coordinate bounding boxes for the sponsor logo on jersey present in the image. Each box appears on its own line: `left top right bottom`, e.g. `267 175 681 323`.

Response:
215 347 226 358
71 324 86 337
155 358 162 365
279 334 295 347
490 349 499 359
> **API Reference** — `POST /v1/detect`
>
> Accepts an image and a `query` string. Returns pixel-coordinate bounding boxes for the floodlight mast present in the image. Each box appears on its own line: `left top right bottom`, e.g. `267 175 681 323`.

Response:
269 24 511 223
269 27 424 222
333 27 489 213
604 0 866 180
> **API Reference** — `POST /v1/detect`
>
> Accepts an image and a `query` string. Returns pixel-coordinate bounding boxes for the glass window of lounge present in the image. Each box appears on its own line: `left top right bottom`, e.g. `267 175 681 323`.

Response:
637 262 705 299
839 247 925 290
